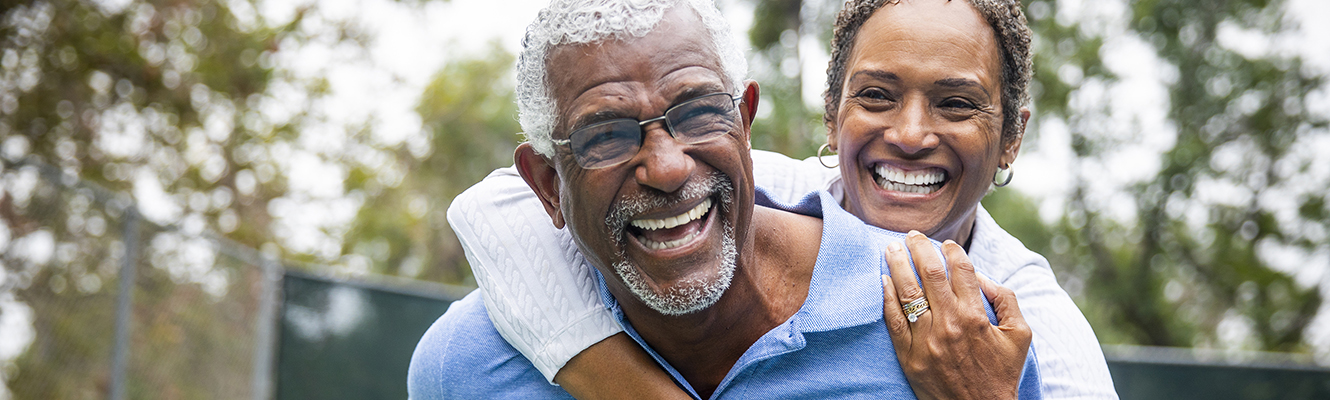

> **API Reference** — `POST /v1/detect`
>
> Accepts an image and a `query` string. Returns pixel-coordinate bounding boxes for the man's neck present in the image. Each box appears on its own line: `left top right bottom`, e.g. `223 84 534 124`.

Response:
616 205 822 398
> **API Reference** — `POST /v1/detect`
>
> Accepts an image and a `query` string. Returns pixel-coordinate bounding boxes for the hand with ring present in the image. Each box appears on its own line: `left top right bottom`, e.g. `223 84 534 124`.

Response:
881 231 1033 400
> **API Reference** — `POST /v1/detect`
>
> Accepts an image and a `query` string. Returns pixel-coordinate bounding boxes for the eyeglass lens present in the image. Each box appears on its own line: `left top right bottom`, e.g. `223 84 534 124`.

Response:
569 93 739 169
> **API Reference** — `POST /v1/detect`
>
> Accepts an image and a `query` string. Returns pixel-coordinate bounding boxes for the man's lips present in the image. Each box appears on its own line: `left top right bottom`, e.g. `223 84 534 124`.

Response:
628 198 713 251
872 163 948 195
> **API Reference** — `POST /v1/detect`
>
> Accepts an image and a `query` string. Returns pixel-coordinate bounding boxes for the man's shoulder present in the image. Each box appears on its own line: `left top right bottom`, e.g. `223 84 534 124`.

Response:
408 291 573 399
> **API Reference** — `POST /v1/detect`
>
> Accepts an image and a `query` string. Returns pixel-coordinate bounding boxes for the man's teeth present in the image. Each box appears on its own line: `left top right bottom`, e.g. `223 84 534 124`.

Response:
874 165 945 194
641 231 702 251
630 198 712 231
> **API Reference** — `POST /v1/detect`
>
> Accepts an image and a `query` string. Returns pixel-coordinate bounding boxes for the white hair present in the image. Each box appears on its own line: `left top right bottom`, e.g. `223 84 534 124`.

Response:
517 0 749 157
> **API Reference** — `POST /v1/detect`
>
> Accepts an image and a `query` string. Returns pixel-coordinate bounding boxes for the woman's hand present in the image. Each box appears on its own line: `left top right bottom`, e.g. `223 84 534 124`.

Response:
881 231 1032 400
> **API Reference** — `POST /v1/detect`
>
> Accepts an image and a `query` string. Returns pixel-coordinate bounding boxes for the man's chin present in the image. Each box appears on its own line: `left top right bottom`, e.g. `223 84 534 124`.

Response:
615 223 738 316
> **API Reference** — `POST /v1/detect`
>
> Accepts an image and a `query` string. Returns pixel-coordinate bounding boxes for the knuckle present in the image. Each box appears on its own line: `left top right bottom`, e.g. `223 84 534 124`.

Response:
941 323 964 340
886 316 910 334
952 258 976 274
922 263 948 282
899 285 925 301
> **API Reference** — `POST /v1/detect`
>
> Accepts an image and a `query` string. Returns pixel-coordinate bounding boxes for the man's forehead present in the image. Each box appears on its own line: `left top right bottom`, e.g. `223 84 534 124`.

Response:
544 5 725 110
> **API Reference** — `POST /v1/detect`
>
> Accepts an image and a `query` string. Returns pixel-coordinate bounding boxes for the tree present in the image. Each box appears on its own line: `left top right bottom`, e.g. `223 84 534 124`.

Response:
986 0 1327 352
339 42 520 284
0 0 365 397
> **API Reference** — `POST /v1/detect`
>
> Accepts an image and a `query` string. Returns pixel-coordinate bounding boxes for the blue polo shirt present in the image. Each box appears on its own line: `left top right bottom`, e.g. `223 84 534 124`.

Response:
408 189 1042 399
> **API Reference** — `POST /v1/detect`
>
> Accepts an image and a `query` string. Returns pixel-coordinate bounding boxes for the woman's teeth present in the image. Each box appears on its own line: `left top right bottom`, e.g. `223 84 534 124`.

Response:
630 198 711 231
874 165 945 194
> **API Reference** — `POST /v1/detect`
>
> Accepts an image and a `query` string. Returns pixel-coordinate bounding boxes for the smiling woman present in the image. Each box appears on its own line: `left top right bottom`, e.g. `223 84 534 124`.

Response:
827 0 1017 254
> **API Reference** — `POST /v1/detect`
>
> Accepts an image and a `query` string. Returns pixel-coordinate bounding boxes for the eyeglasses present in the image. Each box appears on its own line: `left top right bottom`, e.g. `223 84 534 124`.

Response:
551 92 743 169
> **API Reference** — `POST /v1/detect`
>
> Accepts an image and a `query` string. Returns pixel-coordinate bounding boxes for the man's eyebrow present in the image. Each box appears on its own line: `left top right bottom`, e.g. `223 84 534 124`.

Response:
571 110 626 131
934 77 991 97
848 70 900 84
674 84 726 104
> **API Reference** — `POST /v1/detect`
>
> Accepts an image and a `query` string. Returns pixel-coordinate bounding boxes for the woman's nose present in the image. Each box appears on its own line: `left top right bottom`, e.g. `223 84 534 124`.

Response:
886 97 940 155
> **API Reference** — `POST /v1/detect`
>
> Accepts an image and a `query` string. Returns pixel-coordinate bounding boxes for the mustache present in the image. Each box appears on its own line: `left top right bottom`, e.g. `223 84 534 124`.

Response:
606 171 734 240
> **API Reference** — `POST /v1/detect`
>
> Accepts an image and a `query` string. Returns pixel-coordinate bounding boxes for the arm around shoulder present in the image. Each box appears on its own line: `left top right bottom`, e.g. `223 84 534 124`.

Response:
446 166 624 383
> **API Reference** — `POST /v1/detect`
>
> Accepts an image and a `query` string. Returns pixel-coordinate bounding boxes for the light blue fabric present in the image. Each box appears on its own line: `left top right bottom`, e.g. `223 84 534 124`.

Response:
408 188 1042 399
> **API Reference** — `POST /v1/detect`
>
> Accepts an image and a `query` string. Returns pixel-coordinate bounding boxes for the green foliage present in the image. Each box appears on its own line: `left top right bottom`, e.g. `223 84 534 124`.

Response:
744 0 835 159
339 42 519 284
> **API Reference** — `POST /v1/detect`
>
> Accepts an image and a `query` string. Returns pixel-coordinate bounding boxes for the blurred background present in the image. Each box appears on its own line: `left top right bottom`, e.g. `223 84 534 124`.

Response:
1 0 1327 399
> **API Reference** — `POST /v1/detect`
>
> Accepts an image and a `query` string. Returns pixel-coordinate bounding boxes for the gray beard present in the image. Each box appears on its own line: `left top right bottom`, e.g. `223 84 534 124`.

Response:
613 222 737 315
605 172 738 316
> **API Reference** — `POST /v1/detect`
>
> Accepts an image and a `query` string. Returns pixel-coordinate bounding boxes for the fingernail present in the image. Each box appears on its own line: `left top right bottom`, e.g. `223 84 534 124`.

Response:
943 239 956 246
888 242 903 252
907 230 921 237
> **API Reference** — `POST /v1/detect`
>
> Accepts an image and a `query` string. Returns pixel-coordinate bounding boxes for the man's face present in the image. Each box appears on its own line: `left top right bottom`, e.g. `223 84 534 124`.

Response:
541 6 756 315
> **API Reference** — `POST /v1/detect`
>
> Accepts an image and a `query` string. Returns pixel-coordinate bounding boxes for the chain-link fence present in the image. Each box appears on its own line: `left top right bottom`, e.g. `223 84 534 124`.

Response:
0 156 469 400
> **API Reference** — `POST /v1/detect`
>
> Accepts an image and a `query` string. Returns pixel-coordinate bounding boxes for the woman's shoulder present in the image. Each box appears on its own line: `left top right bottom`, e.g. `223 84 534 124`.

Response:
969 205 1054 282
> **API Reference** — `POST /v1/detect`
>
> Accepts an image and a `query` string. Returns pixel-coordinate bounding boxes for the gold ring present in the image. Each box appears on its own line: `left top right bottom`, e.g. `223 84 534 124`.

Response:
903 297 929 322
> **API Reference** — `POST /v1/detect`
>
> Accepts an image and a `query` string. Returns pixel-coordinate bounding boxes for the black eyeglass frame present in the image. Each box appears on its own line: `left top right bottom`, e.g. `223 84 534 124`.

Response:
550 91 745 169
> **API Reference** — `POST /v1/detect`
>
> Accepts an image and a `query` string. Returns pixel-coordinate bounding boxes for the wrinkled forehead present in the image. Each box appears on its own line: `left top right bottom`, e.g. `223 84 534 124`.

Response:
544 5 727 115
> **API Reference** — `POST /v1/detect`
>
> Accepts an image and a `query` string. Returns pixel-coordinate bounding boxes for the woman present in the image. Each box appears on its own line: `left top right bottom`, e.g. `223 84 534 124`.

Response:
446 0 1116 398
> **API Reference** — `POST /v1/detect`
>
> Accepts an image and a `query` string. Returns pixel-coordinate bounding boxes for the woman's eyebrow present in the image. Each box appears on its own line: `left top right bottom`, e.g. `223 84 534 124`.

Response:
934 77 991 97
849 69 901 83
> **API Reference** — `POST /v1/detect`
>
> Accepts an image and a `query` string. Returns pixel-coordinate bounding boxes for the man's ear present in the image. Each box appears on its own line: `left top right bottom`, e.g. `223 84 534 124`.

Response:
738 80 760 148
515 143 566 229
1001 107 1031 166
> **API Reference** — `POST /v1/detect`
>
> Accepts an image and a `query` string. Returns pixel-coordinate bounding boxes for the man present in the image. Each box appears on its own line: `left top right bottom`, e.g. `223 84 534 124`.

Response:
408 0 1041 398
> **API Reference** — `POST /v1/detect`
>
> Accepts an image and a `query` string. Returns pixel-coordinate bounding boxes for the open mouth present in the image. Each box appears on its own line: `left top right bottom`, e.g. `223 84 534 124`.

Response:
872 164 947 195
627 198 714 251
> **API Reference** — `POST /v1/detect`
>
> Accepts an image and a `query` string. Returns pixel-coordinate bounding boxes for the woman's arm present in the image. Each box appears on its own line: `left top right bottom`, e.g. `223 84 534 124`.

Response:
554 333 693 400
881 231 1034 400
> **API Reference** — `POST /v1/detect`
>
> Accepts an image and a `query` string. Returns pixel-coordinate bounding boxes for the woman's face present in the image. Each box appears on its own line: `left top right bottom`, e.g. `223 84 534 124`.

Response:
828 0 1023 244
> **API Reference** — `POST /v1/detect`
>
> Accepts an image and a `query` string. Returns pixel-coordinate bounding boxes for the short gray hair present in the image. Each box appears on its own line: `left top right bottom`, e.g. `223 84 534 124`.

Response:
517 0 748 157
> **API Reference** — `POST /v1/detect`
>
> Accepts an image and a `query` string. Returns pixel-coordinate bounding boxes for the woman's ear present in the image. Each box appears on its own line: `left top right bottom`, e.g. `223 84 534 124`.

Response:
826 118 839 151
1001 108 1031 166
515 143 566 229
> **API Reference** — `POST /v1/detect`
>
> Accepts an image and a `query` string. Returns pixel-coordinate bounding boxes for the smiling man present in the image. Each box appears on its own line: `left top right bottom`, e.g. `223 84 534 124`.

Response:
407 0 1041 398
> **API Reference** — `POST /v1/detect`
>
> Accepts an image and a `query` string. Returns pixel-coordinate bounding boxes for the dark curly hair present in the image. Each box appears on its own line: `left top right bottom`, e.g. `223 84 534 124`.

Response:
823 0 1032 146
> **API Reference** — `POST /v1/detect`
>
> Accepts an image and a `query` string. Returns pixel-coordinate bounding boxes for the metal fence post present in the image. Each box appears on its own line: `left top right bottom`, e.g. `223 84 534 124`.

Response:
251 258 282 400
110 207 139 400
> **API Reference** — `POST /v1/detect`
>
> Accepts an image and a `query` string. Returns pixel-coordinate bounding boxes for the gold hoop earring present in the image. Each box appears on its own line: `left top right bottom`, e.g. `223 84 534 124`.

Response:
818 143 838 169
993 166 1014 187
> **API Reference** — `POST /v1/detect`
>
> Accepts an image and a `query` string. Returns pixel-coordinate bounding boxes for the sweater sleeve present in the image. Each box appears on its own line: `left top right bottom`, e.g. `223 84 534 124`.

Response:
446 166 621 384
970 206 1119 399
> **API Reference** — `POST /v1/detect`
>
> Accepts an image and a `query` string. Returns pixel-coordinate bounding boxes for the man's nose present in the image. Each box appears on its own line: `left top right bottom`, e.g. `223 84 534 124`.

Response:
886 96 940 155
633 121 694 193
